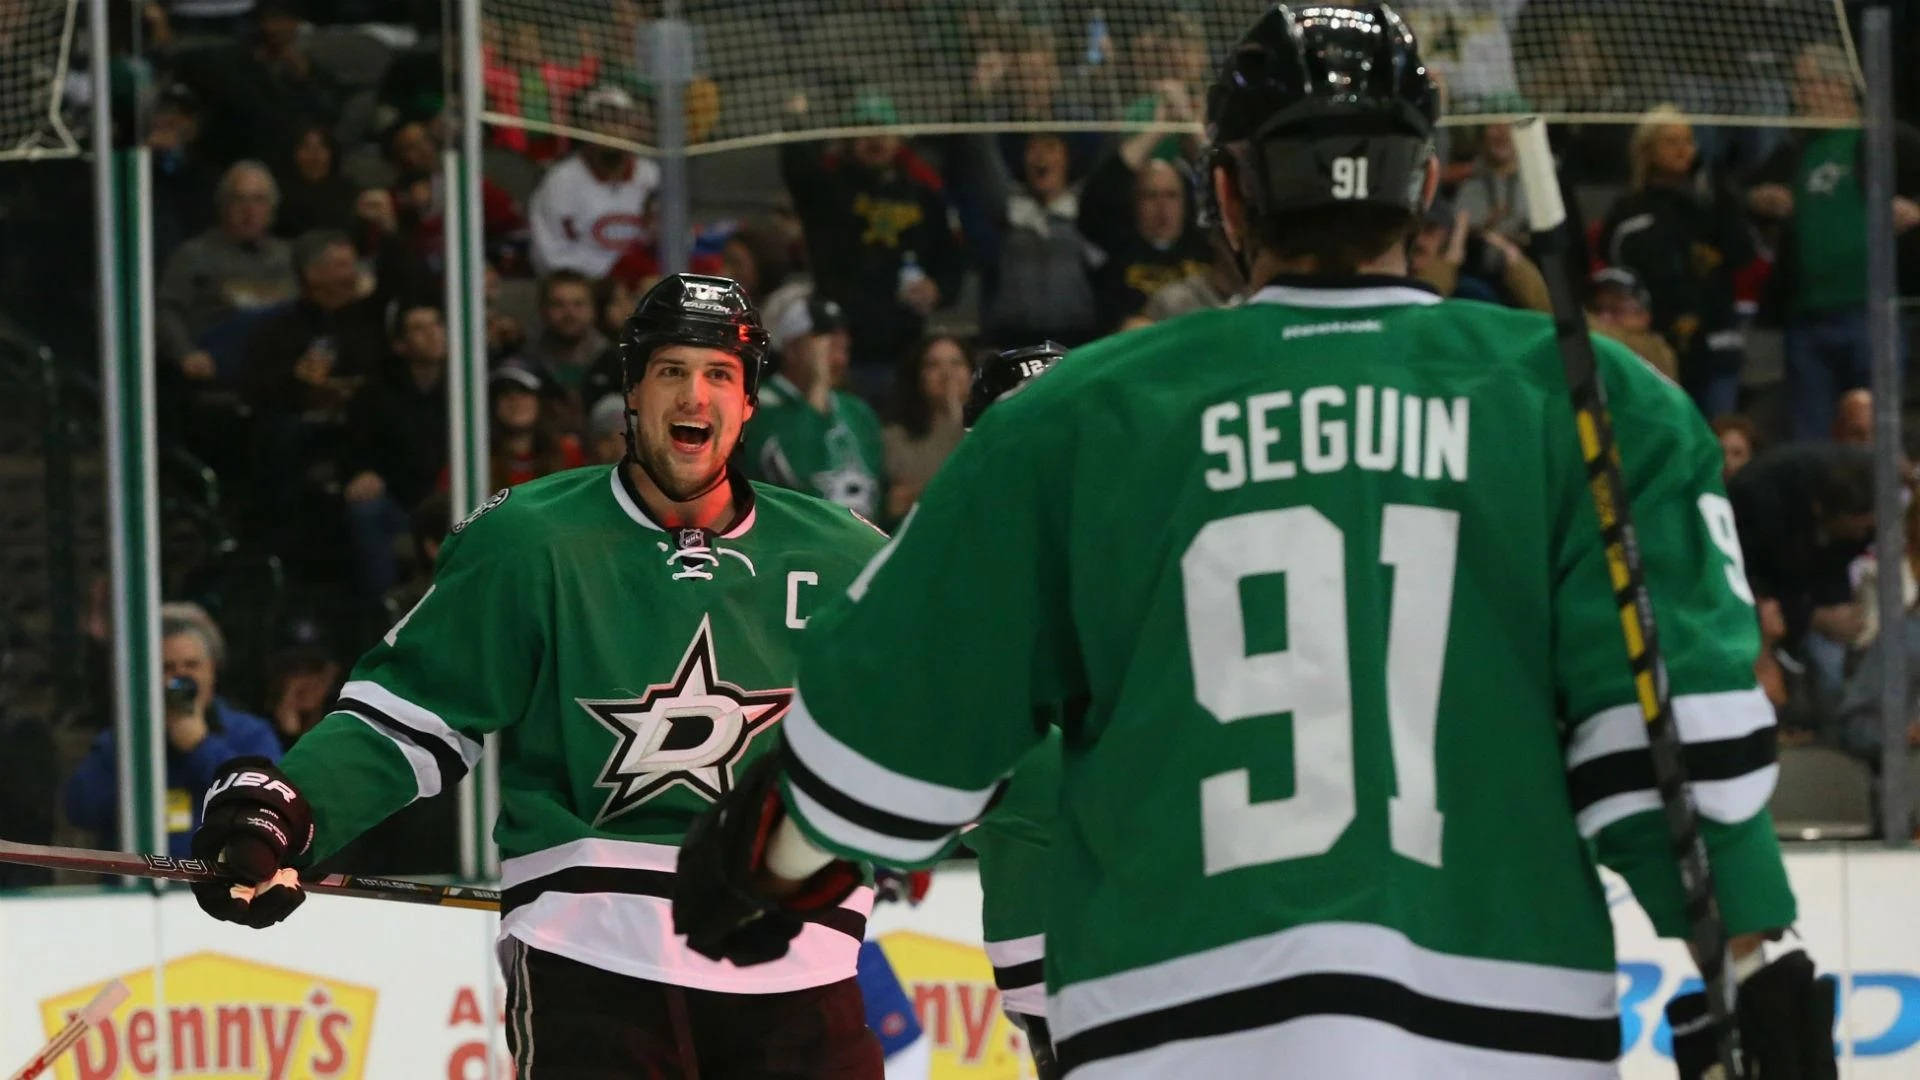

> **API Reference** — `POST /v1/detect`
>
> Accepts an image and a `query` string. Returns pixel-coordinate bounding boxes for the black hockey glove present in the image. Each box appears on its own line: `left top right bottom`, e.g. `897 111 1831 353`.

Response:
1667 948 1837 1080
189 757 315 929
674 749 862 966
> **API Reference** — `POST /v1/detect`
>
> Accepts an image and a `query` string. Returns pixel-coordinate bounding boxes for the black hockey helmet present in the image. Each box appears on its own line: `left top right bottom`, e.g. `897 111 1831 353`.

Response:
1203 4 1438 229
966 341 1065 427
618 272 771 401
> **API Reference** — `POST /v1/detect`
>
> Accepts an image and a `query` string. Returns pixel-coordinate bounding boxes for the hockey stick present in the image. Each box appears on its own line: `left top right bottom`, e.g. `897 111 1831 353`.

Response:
0 838 501 911
1511 117 1744 1080
8 979 129 1080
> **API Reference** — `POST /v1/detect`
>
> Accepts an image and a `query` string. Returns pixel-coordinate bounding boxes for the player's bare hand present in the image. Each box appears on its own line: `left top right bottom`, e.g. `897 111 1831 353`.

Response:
180 350 217 381
1893 196 1920 234
1748 183 1793 219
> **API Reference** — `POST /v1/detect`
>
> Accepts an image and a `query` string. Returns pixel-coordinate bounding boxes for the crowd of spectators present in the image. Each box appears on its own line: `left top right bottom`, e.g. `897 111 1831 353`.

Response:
9 0 1920 872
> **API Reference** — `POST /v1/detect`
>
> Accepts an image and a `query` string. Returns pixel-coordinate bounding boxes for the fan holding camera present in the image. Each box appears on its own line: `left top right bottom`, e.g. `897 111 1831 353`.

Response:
64 603 283 858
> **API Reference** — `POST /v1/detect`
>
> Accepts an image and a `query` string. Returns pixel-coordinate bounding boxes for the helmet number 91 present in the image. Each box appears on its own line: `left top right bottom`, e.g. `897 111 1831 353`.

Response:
1331 156 1370 200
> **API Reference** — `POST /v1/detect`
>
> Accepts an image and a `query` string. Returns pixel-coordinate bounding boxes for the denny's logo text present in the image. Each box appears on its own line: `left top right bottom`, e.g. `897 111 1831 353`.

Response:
38 952 377 1079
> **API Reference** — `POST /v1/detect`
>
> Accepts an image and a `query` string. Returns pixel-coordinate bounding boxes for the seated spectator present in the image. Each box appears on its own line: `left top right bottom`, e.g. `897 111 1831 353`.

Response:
342 304 450 601
1409 204 1549 311
585 393 629 466
149 84 220 267
262 640 344 751
1133 233 1243 327
388 490 452 622
527 269 609 398
741 292 887 520
1600 106 1753 417
1093 159 1210 332
528 87 661 277
483 262 527 363
1835 490 1920 792
156 159 296 382
1585 267 1678 382
883 334 971 525
242 229 386 417
780 91 961 396
64 603 281 858
388 119 527 276
1833 388 1874 446
175 0 342 167
274 123 358 239
483 14 602 162
1452 122 1529 246
964 131 1104 347
489 362 585 488
1730 442 1877 724
1748 42 1920 440
1712 414 1759 484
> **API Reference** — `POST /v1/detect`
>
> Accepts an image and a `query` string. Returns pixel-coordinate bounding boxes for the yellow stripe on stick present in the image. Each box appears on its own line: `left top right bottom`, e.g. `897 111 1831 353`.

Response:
1576 410 1602 461
1636 672 1660 720
1606 544 1630 590
1619 605 1644 658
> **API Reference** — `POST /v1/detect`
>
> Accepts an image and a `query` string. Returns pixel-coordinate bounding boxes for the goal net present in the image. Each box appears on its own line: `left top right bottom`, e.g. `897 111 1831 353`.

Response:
476 0 1862 154
0 0 80 160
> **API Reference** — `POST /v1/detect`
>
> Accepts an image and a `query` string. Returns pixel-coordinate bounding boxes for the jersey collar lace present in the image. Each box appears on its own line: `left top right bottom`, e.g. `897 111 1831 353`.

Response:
609 466 759 580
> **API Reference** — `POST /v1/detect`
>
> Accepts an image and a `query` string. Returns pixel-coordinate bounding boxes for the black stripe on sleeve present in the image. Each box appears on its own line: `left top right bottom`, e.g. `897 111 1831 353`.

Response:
993 958 1045 993
338 697 471 788
1566 725 1777 813
1054 972 1620 1073
501 866 867 942
782 743 963 842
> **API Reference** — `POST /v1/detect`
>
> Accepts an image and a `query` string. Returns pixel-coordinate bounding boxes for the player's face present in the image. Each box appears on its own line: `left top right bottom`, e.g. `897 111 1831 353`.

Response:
631 344 754 501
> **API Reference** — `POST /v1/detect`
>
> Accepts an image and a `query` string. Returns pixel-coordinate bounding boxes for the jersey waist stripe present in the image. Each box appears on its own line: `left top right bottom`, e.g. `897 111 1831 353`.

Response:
1056 970 1618 1072
1050 922 1617 1044
1061 1014 1619 1079
503 864 867 941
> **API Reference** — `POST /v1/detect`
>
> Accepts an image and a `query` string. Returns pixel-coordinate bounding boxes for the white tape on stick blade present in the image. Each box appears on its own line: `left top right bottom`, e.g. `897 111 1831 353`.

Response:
1513 117 1568 233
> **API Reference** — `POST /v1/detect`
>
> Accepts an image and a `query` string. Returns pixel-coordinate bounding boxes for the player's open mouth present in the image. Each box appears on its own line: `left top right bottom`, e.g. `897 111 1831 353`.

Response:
669 422 712 452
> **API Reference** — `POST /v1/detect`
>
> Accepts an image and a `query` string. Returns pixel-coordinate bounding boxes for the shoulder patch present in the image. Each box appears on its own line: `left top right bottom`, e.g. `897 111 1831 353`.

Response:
452 488 511 534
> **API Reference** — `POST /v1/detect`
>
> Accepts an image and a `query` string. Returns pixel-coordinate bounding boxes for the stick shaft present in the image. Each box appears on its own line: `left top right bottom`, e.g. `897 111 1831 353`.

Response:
0 839 500 911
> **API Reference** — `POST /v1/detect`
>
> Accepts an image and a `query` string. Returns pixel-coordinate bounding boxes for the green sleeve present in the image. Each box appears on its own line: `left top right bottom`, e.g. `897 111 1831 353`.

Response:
1552 340 1794 937
778 391 1079 868
284 494 548 861
971 729 1063 943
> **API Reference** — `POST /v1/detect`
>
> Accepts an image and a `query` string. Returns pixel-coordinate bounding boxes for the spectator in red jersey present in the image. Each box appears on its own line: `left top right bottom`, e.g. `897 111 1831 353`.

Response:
482 15 602 162
387 119 527 275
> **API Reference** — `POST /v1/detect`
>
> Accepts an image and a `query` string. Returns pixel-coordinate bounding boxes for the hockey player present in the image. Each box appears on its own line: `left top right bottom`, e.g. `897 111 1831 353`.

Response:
959 342 1067 1080
676 6 1836 1079
191 273 889 1078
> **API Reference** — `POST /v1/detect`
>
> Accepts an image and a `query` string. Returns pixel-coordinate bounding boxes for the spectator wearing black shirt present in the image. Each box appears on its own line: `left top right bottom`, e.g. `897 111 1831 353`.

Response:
274 123 359 240
1729 442 1876 719
1093 159 1209 332
243 229 387 417
527 269 608 399
962 131 1103 348
780 92 962 396
1600 107 1754 417
176 0 342 167
342 304 450 600
149 84 221 268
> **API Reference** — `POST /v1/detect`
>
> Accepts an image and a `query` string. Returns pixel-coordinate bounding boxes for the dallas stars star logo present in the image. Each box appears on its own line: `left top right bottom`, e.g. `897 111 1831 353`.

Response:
578 616 793 824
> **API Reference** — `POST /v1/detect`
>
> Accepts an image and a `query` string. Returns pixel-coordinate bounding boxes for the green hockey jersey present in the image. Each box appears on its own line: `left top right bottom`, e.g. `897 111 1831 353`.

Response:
742 373 887 521
969 729 1060 1020
281 464 887 993
778 280 1793 1077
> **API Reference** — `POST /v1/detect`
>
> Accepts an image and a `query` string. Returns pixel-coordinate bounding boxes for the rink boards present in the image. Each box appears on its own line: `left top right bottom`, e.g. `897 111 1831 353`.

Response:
0 847 1913 1078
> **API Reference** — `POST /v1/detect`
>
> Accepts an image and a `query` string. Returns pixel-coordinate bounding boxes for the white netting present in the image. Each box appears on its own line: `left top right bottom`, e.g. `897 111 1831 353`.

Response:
0 0 80 160
475 1 1862 155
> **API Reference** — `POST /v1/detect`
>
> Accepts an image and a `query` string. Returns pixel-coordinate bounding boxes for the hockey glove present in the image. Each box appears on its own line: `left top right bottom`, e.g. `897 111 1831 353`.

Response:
873 867 933 906
1667 948 1837 1080
674 749 862 966
189 757 315 929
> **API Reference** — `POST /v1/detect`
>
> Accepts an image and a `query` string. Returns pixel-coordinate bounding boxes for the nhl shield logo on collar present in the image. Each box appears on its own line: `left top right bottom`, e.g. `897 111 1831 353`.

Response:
678 528 708 549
